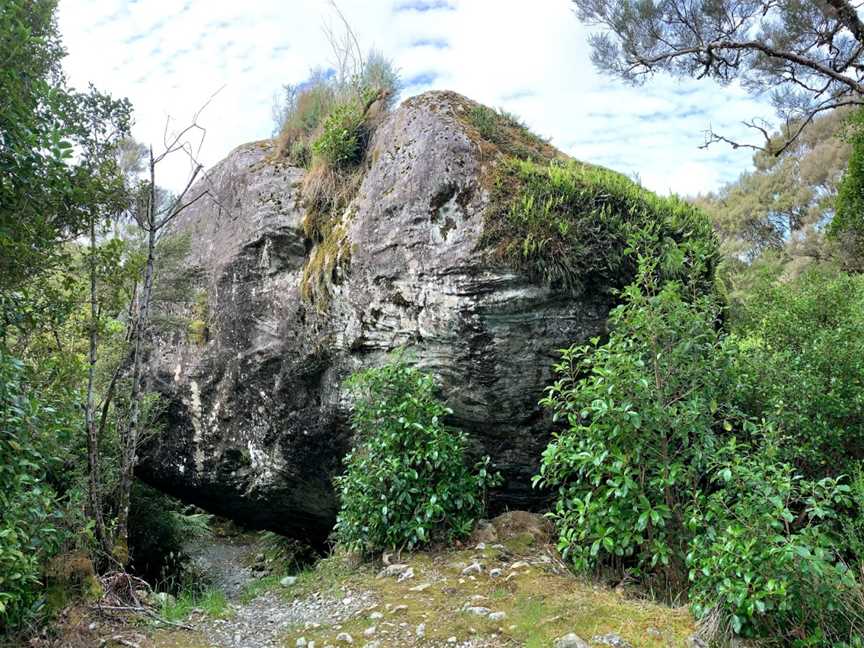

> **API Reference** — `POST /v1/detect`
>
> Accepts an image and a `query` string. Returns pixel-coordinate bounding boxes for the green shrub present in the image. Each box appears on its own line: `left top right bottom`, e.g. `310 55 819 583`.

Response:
537 257 864 645
311 101 365 168
687 440 863 644
482 157 719 296
0 352 65 628
729 269 864 476
334 358 500 554
830 108 864 269
534 261 733 585
127 483 212 591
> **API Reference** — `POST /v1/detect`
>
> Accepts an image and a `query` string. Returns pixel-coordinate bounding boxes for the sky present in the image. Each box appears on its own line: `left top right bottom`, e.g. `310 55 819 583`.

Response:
58 0 777 196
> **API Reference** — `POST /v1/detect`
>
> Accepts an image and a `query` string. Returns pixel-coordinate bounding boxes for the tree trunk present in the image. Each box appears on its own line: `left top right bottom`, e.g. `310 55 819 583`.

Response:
85 214 111 556
114 150 158 559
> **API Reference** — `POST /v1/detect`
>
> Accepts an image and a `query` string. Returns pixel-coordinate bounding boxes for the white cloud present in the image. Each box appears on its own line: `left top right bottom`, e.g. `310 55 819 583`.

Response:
58 0 775 196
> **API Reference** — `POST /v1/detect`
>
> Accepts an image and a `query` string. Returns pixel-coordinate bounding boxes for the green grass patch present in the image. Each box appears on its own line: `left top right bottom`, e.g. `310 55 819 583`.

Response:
277 546 693 647
467 104 554 161
159 588 231 623
481 157 719 295
239 574 282 604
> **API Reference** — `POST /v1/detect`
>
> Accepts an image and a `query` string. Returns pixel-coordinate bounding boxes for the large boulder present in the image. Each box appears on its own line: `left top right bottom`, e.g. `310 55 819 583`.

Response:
137 91 619 543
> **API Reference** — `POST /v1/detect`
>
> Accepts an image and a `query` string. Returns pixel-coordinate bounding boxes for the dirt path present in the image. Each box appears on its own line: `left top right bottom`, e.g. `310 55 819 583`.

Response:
171 533 378 648
185 535 256 599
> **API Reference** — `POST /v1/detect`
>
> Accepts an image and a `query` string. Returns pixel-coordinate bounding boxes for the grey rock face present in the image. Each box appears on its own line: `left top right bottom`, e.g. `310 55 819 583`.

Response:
137 91 613 543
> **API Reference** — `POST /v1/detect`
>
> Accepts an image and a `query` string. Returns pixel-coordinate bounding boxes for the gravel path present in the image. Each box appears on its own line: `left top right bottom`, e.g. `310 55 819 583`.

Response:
186 535 256 599
183 534 378 648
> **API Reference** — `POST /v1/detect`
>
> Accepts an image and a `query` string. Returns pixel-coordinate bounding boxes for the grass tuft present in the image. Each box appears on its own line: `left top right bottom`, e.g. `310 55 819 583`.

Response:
159 587 230 623
466 104 556 162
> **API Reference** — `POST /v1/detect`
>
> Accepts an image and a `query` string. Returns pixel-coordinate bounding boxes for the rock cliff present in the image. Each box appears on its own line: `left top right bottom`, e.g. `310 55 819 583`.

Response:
137 91 620 542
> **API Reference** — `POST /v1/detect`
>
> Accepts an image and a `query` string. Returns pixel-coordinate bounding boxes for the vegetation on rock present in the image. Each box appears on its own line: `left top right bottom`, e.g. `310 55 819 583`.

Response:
275 49 398 310
482 157 719 296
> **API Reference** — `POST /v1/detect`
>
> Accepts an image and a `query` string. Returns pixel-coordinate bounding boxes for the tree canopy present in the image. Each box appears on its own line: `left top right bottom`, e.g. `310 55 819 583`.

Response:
695 107 852 263
572 0 864 152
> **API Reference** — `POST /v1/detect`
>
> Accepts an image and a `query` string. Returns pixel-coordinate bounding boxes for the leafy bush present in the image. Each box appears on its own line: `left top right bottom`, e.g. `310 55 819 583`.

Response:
538 257 864 645
334 358 500 554
688 441 863 644
0 353 65 628
311 101 366 168
482 157 719 296
729 269 864 476
534 260 732 585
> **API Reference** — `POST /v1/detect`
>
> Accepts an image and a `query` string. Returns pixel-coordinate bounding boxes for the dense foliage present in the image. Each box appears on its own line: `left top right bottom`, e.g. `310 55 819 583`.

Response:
832 108 864 269
534 250 730 583
334 359 500 554
127 484 212 590
0 0 76 289
730 270 864 476
0 353 69 627
538 260 864 645
688 443 863 642
483 157 719 297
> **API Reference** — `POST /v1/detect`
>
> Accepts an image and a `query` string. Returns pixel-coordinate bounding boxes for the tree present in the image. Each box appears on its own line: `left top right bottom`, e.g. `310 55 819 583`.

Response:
572 0 864 152
695 107 852 264
1 0 82 289
831 108 864 267
69 89 133 557
114 111 215 557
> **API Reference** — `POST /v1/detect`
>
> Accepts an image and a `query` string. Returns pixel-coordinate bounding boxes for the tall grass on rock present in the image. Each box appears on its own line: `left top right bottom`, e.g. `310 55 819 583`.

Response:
482 157 719 297
334 358 500 555
273 47 399 310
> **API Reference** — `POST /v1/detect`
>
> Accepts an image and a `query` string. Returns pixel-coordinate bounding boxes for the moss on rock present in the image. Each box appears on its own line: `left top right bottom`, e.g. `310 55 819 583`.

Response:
481 156 720 296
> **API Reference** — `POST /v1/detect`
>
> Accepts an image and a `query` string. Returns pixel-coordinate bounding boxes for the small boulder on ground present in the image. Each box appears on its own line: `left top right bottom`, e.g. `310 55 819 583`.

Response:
555 633 590 648
592 633 633 648
469 511 554 547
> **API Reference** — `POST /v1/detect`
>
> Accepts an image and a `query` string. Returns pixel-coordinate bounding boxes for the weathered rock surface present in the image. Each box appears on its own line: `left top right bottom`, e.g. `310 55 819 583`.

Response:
137 91 613 542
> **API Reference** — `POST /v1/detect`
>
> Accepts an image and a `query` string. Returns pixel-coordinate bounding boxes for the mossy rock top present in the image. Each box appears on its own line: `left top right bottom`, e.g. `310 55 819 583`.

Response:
389 91 718 297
